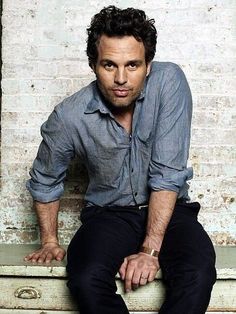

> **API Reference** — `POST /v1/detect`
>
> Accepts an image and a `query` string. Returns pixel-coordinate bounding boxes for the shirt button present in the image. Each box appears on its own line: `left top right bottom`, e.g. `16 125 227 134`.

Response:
131 168 134 173
134 192 138 196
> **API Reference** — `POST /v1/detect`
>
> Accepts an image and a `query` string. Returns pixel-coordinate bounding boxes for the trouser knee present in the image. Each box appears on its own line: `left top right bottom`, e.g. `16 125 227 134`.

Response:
67 268 93 298
194 265 217 292
67 265 116 300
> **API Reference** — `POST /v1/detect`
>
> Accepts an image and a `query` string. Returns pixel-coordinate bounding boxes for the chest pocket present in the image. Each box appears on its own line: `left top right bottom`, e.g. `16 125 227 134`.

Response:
86 146 129 188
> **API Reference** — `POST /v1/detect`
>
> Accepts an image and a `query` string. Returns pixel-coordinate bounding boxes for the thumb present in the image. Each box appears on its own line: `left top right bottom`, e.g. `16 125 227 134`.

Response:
119 257 128 280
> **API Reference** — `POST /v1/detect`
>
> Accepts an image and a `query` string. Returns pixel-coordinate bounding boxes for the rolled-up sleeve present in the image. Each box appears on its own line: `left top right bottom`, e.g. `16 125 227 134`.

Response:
26 107 75 202
148 65 193 194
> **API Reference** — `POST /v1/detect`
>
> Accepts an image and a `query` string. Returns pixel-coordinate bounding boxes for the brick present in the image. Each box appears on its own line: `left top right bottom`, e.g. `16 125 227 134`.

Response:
190 145 236 163
1 112 50 129
3 25 35 44
193 95 236 110
2 78 73 95
39 27 67 45
190 0 236 9
64 44 87 60
193 162 236 178
1 178 31 198
2 44 31 62
65 9 94 28
190 77 236 94
1 128 41 146
3 0 39 10
72 77 96 92
192 128 236 145
56 61 91 78
0 209 36 230
1 147 39 163
2 63 38 79
1 95 37 112
153 8 235 27
27 45 65 61
0 230 39 244
37 62 58 78
192 109 236 128
0 196 33 214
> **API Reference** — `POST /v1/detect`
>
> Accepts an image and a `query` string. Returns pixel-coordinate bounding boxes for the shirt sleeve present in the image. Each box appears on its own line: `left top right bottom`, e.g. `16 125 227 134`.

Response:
26 107 75 202
148 64 193 194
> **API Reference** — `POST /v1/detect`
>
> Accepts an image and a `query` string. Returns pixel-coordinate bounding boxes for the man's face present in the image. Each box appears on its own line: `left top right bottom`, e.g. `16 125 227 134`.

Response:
93 35 151 109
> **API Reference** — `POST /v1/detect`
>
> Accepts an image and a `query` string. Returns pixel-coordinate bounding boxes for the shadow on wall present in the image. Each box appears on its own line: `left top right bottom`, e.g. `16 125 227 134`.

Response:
65 157 89 196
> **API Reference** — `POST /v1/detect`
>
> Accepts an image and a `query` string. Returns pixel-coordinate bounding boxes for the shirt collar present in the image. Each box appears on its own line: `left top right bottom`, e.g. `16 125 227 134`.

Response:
84 82 112 116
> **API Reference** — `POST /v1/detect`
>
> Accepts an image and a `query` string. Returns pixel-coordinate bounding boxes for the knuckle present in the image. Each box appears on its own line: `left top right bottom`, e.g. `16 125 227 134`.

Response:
129 260 136 267
140 281 147 286
132 278 139 285
148 276 155 282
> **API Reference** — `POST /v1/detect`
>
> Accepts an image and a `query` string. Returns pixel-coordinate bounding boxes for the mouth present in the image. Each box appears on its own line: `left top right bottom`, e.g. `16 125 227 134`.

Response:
112 89 129 97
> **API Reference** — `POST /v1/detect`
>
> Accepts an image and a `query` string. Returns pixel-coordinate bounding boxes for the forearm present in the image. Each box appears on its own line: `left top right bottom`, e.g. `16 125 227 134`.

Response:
34 200 60 245
142 190 177 252
25 200 65 263
120 190 177 291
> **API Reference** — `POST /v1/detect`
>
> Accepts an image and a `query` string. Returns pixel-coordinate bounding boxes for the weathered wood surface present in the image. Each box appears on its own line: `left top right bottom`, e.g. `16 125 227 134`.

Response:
0 277 235 312
0 245 235 278
0 311 235 314
0 245 235 312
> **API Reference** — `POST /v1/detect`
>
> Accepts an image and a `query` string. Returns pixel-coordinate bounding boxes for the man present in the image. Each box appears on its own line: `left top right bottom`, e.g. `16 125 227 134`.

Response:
25 6 216 314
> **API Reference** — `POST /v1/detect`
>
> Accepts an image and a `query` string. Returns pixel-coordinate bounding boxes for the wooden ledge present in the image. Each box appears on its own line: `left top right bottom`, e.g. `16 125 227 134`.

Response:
0 244 235 279
0 244 235 312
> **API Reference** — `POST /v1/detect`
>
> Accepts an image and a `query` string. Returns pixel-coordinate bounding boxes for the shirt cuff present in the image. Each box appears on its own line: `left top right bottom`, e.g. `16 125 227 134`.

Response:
26 179 64 203
148 166 193 193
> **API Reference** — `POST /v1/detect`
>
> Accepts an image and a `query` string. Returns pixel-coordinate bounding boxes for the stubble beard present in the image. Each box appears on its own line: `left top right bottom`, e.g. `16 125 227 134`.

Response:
98 84 141 112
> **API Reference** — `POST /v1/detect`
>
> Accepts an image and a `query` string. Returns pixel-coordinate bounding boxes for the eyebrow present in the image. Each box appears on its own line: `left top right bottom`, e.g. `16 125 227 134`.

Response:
100 59 144 66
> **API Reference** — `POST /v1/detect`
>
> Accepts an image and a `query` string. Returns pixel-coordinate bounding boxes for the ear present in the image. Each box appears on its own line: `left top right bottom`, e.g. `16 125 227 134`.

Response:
91 64 96 73
146 62 151 76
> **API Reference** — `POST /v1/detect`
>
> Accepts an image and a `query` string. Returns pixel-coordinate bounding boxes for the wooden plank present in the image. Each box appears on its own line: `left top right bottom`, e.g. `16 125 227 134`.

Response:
0 309 236 314
0 277 235 311
117 280 236 312
0 244 235 279
0 244 67 278
0 311 235 314
0 244 235 312
215 246 236 279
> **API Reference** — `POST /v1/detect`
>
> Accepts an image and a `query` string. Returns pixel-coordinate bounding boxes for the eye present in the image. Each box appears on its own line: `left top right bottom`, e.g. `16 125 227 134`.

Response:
128 63 138 70
104 63 115 70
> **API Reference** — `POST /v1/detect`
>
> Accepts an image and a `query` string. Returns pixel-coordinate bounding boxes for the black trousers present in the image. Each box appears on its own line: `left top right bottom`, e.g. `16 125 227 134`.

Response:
66 201 216 314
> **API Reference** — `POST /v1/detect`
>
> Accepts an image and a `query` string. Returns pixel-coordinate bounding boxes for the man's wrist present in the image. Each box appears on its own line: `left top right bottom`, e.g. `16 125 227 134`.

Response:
140 246 159 257
42 241 59 246
41 237 59 246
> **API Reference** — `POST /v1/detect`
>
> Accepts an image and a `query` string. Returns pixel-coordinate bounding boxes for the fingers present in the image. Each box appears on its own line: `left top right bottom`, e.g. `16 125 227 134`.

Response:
55 249 66 261
124 253 159 292
24 252 36 261
139 272 149 286
24 245 66 264
125 266 135 292
148 269 157 282
119 257 128 280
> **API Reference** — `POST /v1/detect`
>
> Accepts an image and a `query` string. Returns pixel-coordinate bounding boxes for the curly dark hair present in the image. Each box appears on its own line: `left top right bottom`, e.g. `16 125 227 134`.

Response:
86 6 157 68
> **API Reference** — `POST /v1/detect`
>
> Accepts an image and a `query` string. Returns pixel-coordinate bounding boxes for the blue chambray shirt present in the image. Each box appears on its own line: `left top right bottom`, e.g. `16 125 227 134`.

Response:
26 61 193 206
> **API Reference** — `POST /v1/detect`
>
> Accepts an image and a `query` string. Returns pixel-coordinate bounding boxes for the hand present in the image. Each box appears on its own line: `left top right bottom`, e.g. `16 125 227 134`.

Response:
24 242 66 264
119 252 159 292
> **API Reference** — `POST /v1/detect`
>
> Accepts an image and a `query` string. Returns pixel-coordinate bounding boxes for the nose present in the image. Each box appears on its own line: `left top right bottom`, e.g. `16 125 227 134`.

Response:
114 67 127 85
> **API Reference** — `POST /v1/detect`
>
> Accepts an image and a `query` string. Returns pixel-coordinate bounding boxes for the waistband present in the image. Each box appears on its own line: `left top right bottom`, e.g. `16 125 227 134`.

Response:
86 198 189 211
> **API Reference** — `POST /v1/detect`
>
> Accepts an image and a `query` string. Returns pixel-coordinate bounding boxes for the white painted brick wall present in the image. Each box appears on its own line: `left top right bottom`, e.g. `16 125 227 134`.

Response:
1 0 236 244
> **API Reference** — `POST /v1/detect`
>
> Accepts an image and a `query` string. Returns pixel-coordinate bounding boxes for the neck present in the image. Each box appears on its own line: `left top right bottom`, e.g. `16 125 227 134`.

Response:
110 104 134 135
109 102 135 117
